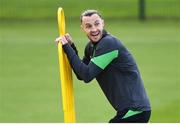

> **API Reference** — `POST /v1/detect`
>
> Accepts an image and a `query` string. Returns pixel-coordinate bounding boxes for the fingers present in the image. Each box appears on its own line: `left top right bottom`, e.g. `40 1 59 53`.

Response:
55 37 61 46
54 36 68 46
65 33 73 44
55 33 73 46
61 36 68 45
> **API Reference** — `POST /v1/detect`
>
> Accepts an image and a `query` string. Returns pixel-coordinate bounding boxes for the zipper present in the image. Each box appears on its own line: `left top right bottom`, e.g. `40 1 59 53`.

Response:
92 45 96 58
90 44 96 59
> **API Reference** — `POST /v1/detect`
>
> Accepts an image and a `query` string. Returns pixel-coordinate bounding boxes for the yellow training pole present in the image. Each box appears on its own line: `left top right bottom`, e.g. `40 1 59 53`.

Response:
57 7 76 123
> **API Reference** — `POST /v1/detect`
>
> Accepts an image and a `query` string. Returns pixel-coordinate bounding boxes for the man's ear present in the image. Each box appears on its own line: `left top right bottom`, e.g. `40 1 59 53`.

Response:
81 24 85 32
102 19 105 27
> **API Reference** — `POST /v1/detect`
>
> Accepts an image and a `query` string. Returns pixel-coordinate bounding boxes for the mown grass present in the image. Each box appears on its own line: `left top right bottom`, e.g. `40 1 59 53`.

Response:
0 19 179 122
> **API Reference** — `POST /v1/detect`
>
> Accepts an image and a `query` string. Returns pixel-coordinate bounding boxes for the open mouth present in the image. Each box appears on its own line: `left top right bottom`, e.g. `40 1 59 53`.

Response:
91 31 100 36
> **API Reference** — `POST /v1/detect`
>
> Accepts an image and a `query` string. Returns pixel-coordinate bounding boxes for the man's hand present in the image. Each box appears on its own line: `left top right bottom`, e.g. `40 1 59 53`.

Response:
55 33 73 46
64 33 73 44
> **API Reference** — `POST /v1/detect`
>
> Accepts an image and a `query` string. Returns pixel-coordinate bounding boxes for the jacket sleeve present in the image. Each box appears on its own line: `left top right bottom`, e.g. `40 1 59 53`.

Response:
63 44 102 83
62 36 119 83
71 43 78 55
71 42 91 64
70 43 91 80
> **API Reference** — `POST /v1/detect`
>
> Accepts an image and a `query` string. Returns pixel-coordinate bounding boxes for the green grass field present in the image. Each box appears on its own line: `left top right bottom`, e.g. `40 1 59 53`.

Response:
0 0 180 122
0 19 179 122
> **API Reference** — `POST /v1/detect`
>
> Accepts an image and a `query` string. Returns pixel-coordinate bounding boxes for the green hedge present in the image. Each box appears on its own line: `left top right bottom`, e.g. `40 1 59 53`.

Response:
0 0 179 20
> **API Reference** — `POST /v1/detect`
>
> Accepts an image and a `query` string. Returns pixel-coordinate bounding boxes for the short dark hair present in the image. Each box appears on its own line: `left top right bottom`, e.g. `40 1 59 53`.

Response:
80 10 103 23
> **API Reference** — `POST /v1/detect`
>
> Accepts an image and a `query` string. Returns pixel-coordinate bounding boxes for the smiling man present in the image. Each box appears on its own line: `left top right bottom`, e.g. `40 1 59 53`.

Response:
55 10 151 123
80 12 104 42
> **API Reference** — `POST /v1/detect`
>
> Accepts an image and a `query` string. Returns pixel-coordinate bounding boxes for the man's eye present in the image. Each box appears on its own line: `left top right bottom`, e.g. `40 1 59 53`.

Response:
95 23 100 26
86 25 91 29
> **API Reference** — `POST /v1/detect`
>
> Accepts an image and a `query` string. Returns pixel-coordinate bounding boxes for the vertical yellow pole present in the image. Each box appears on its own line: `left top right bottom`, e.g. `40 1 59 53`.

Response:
57 7 76 123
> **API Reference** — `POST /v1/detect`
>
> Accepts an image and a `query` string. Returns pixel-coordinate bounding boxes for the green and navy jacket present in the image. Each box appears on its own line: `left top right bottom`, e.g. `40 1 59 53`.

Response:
63 30 151 112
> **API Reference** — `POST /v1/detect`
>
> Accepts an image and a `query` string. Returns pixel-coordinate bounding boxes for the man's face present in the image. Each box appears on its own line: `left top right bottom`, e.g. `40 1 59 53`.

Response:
81 14 104 42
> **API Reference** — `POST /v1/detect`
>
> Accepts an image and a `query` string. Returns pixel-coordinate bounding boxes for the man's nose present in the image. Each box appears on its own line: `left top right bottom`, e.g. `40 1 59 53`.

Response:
91 25 97 32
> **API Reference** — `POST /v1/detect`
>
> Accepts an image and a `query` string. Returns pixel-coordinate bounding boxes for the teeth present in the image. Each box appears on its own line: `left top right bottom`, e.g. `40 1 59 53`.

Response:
91 32 99 36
